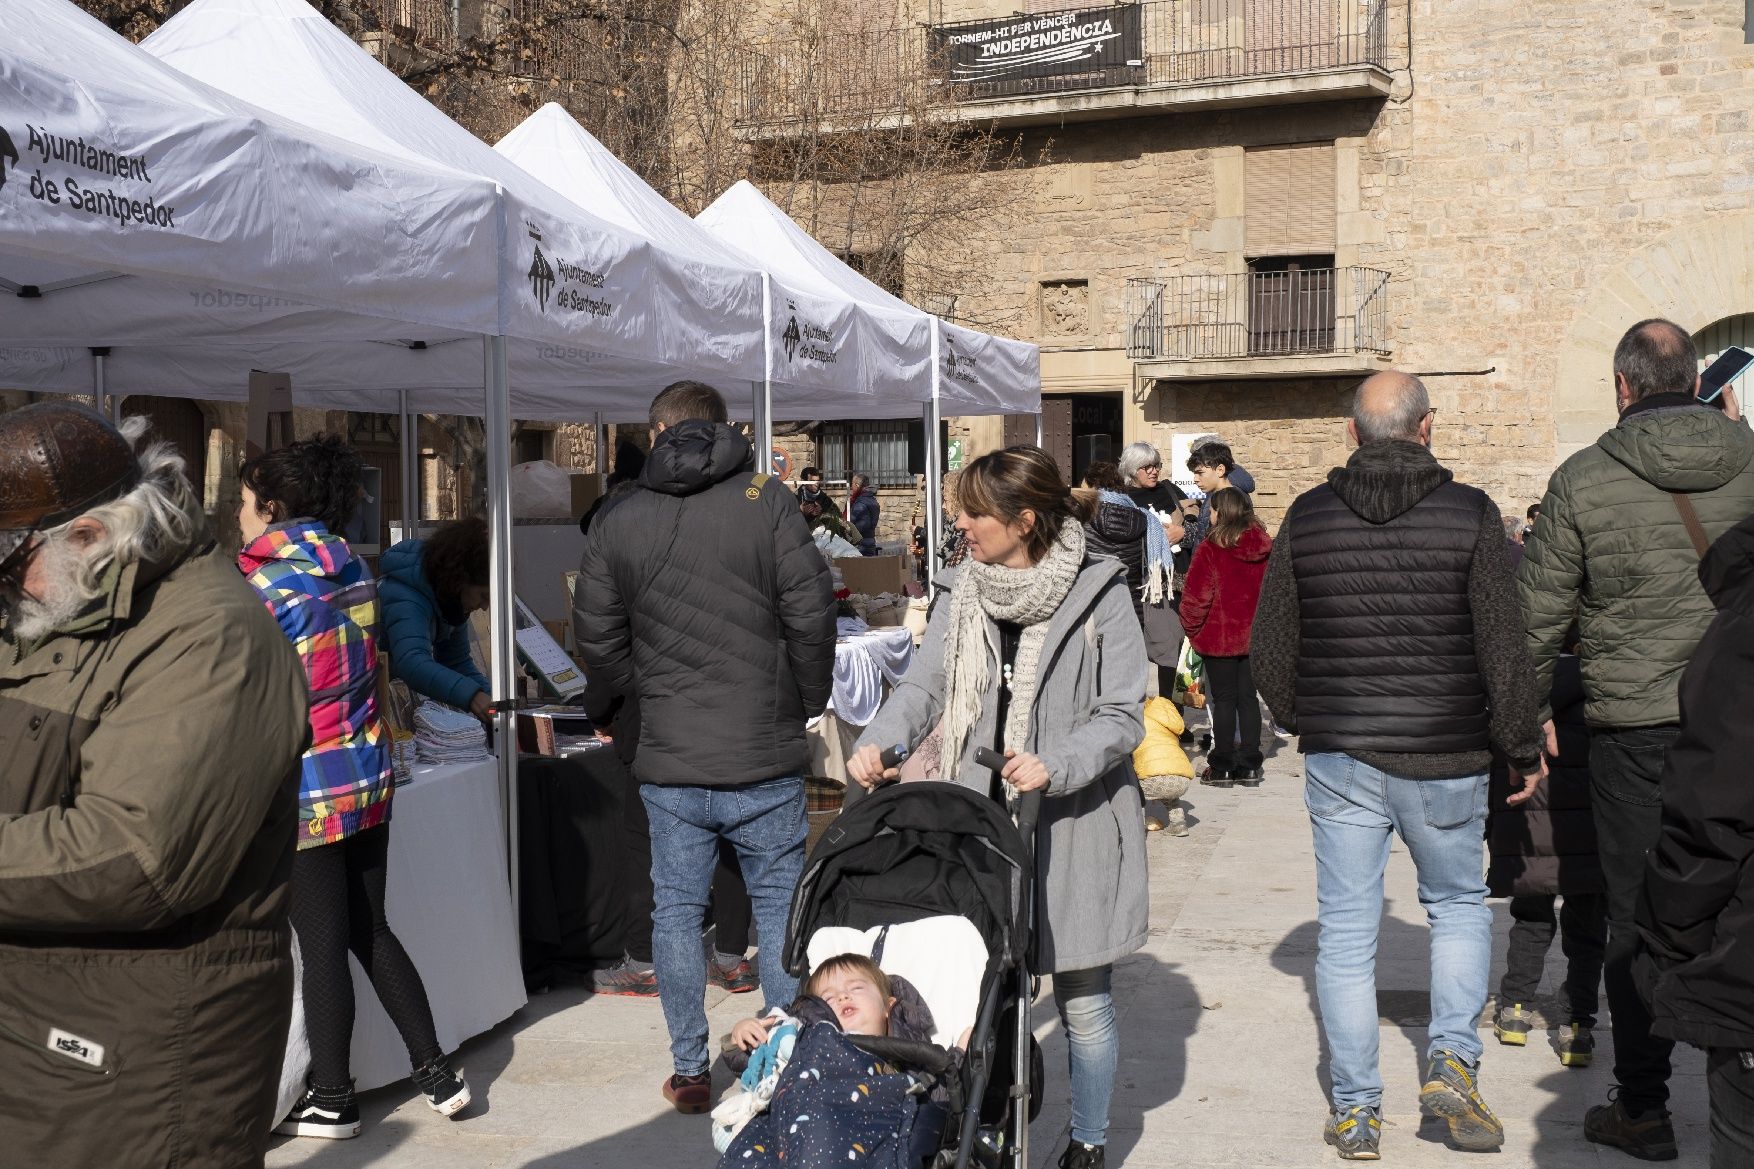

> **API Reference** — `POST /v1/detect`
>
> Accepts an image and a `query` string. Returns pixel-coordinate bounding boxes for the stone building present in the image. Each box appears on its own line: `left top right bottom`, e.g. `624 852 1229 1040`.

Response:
739 0 1754 524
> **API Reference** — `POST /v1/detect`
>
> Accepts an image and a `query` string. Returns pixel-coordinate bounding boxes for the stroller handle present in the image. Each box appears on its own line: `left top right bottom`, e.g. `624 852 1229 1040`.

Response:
1014 789 1043 857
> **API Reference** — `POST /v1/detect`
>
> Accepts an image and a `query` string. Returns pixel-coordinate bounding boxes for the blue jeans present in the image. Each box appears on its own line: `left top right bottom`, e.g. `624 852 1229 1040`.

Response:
641 776 807 1076
1304 753 1492 1111
1052 965 1117 1147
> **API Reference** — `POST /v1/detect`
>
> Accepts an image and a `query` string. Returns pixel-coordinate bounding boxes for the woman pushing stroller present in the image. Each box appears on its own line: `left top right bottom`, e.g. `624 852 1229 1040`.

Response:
847 446 1151 1169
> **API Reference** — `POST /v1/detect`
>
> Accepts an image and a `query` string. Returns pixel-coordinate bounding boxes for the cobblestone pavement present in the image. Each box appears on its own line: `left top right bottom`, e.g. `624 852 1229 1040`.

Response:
269 733 1710 1169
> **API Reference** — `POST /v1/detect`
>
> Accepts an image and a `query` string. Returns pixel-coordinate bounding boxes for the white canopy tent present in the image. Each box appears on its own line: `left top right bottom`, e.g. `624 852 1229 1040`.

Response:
494 103 932 454
0 0 502 338
696 180 1042 579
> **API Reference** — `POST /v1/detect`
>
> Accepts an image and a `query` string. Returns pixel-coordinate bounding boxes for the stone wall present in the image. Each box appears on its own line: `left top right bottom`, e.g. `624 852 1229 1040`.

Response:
921 0 1754 524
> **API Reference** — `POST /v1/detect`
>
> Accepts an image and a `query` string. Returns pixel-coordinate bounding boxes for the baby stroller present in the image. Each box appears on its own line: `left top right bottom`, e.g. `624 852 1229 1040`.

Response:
780 780 1043 1169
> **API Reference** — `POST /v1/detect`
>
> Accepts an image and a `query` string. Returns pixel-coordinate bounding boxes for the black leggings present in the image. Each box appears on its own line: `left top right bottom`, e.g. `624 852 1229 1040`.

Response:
1203 655 1262 772
289 825 442 1089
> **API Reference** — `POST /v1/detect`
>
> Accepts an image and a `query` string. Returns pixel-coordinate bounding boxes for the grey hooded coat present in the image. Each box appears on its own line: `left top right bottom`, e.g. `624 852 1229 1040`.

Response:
857 556 1149 973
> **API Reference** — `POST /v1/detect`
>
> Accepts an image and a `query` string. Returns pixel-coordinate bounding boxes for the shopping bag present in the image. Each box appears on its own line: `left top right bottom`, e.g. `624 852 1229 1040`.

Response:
1140 597 1183 669
1173 643 1206 709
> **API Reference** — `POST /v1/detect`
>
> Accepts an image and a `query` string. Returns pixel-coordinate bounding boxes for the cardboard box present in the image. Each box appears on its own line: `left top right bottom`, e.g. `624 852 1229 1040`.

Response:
570 472 607 519
834 554 906 598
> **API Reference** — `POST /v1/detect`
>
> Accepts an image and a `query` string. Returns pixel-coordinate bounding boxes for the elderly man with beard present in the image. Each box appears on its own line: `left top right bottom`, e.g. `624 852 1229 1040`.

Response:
0 402 309 1169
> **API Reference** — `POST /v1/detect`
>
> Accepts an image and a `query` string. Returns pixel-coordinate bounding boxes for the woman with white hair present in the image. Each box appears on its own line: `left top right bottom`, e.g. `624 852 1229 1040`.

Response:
1119 441 1190 701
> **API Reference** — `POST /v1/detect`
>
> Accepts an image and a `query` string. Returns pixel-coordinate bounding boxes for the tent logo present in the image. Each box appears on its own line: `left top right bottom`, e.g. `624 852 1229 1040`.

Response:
781 304 802 361
527 229 556 312
0 127 17 192
943 336 978 384
780 299 839 364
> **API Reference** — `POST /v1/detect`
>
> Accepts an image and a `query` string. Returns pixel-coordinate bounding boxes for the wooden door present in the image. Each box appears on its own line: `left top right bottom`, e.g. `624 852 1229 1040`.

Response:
1244 0 1337 74
1041 397 1075 485
120 395 207 497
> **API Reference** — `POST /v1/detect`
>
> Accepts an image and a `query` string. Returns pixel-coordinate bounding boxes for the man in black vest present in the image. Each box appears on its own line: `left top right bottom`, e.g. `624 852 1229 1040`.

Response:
1253 371 1545 1161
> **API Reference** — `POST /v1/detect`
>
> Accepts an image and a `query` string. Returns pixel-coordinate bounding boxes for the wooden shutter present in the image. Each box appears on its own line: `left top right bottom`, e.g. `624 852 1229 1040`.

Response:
1245 142 1337 256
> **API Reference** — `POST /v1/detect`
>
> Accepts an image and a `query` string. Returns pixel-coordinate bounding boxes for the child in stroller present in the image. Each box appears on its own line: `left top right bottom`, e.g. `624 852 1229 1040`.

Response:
713 953 973 1165
714 781 1043 1169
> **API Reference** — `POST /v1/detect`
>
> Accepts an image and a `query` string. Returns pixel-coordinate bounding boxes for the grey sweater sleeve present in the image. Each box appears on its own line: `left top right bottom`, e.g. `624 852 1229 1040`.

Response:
1470 498 1543 769
1248 521 1301 732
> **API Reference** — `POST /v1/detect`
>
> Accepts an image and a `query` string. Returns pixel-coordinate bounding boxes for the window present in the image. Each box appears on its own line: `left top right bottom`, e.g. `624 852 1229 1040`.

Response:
1244 142 1337 256
514 426 553 465
818 420 915 487
1246 255 1337 355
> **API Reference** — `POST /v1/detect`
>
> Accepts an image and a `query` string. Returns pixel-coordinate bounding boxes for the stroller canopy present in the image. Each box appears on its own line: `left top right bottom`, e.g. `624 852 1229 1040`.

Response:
784 782 1032 978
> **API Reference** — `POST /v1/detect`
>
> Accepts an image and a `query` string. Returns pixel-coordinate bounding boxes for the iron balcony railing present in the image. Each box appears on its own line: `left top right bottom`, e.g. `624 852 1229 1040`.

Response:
1124 267 1391 361
355 0 458 46
736 0 1390 127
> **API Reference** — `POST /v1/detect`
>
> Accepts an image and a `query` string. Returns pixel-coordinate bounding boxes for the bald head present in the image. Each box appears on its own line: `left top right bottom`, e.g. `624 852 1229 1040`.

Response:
1614 318 1698 404
1351 371 1431 445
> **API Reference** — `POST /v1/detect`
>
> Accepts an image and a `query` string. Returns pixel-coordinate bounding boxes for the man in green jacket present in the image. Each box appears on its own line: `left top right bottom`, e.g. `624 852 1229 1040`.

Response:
0 403 310 1169
1519 318 1754 1162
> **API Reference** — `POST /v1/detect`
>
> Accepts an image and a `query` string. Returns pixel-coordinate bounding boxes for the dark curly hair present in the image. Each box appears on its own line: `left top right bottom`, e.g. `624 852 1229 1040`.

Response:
238 434 363 534
422 517 489 611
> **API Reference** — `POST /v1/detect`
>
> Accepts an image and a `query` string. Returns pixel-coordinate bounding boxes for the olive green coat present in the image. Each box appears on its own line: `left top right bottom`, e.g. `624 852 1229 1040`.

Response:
1519 399 1754 728
0 515 309 1168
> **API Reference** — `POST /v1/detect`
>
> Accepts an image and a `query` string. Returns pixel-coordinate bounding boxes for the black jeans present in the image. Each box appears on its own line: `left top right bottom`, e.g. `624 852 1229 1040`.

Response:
1589 726 1680 1112
1708 1049 1754 1169
1498 893 1607 1025
622 777 752 964
1203 655 1262 772
289 825 442 1088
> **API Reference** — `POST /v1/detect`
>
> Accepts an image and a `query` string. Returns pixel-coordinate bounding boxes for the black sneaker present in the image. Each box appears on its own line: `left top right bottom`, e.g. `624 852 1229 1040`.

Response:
1058 1141 1105 1169
1324 1105 1382 1160
1584 1091 1678 1161
707 953 760 994
275 1083 360 1140
1230 766 1265 787
412 1057 471 1117
1198 765 1234 788
1419 1049 1504 1151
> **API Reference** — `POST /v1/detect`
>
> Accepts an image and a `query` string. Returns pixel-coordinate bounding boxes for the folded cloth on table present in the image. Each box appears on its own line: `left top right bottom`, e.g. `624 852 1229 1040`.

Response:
413 700 490 764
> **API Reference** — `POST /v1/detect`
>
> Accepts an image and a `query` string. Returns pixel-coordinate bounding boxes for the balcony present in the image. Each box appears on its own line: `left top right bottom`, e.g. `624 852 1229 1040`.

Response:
1124 267 1391 380
735 0 1393 134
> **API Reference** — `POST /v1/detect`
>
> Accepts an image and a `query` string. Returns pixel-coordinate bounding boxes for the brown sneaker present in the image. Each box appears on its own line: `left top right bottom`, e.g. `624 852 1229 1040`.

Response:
1584 1092 1677 1161
662 1071 713 1115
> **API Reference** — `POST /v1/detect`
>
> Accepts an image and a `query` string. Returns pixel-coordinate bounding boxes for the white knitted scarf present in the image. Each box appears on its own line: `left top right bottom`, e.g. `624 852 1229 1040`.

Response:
940 523 1085 783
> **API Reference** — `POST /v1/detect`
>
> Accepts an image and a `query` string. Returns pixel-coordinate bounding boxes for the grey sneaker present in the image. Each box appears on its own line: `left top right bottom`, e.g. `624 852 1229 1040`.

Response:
1493 1002 1533 1046
1419 1049 1504 1151
1323 1105 1382 1160
590 956 658 997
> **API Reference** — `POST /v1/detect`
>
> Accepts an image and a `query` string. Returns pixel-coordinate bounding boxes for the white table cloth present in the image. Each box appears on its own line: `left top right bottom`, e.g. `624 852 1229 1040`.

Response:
828 626 915 727
277 759 526 1118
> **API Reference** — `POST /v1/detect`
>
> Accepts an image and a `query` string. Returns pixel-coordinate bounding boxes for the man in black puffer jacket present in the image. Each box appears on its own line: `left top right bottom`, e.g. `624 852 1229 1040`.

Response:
576 380 835 1115
1637 512 1754 1168
1251 371 1545 1160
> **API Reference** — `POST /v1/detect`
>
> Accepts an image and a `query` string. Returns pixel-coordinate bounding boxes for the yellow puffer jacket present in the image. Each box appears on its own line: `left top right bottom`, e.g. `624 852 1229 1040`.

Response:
1133 696 1194 781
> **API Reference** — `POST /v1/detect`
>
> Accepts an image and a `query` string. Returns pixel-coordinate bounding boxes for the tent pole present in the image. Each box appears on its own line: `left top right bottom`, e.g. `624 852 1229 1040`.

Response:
1035 412 1044 448
759 272 774 472
90 347 111 417
397 388 419 540
594 411 608 477
483 335 520 930
924 321 944 591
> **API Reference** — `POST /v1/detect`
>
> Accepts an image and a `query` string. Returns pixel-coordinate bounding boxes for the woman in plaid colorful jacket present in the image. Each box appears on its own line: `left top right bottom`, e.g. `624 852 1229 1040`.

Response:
236 436 470 1140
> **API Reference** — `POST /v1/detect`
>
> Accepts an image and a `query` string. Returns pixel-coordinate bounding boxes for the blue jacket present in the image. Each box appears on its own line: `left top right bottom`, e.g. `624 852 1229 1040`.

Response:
849 490 880 556
377 538 489 709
